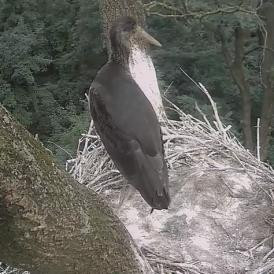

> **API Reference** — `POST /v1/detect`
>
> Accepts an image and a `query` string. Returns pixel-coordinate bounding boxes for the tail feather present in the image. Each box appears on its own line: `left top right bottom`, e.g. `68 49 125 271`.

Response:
129 148 170 210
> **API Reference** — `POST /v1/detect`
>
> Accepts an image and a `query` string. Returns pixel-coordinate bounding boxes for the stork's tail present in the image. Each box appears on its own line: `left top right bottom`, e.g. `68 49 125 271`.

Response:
130 153 170 210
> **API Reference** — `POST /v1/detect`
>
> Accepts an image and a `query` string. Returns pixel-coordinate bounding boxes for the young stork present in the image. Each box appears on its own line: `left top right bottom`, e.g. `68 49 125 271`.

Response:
89 16 170 210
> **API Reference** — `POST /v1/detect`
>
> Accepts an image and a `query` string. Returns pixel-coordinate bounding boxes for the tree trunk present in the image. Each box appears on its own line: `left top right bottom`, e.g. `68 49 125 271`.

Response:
99 0 165 118
218 25 254 151
258 0 274 160
230 26 253 151
0 105 151 274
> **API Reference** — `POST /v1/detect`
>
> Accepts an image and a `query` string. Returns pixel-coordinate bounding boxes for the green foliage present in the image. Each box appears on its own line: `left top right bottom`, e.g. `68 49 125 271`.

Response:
149 15 241 133
1 0 274 166
148 0 274 164
0 0 104 164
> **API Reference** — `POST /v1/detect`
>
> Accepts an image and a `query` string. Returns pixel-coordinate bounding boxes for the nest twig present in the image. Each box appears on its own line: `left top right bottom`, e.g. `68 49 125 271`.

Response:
141 247 205 274
67 91 274 192
66 84 274 274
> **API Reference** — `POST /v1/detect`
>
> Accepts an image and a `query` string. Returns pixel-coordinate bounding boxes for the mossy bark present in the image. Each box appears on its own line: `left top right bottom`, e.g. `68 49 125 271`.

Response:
0 105 147 274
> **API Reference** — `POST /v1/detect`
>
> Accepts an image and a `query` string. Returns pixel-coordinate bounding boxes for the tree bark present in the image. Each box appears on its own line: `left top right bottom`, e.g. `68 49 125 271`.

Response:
0 105 151 274
218 25 254 151
99 0 165 118
258 0 274 160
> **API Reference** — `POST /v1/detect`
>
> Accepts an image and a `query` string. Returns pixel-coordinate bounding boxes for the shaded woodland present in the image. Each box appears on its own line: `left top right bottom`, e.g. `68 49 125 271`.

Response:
1 0 274 164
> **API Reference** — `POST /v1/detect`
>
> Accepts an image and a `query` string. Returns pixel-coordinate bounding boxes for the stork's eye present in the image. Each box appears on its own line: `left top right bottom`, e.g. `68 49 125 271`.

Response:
121 17 137 32
123 22 135 32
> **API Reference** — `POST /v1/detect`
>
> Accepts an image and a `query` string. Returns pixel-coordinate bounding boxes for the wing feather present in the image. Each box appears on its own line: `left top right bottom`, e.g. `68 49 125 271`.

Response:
89 66 170 209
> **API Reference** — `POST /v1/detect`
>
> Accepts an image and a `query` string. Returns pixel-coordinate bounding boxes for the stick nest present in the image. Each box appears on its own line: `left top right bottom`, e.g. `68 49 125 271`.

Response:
66 84 274 274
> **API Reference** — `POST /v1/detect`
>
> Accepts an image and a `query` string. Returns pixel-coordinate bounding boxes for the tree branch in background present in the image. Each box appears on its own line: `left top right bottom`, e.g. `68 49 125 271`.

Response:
258 0 274 160
216 24 254 151
146 0 270 155
144 1 256 20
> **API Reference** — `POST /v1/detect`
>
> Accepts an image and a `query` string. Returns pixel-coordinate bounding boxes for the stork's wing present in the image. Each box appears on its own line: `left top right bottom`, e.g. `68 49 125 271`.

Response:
89 80 170 209
89 80 163 159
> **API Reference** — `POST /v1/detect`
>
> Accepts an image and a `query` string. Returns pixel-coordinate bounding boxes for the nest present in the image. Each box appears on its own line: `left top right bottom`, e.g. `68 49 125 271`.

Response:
66 83 274 274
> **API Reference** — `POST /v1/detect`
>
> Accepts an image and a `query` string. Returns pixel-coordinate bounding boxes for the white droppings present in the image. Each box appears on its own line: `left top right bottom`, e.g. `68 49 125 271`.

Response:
121 207 153 246
191 236 211 251
177 206 200 224
229 174 252 192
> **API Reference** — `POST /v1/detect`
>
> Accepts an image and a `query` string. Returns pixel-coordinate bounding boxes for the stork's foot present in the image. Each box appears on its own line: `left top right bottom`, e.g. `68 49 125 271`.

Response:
116 184 135 212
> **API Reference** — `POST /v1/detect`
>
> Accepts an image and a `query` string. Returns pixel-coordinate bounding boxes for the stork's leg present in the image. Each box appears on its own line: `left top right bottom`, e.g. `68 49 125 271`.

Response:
117 183 135 210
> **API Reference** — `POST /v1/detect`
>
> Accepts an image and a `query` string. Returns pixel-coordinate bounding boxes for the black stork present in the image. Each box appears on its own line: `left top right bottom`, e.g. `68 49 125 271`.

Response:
89 16 170 210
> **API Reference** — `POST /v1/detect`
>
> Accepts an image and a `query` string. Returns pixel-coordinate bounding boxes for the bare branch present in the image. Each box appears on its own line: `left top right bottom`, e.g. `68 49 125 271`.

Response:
145 1 256 20
256 118 261 161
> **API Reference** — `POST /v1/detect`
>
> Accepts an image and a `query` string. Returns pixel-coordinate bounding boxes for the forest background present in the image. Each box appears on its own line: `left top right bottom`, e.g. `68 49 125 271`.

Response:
1 0 273 165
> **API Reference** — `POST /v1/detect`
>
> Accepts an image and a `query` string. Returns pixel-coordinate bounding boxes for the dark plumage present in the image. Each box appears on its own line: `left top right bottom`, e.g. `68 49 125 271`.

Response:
89 16 170 210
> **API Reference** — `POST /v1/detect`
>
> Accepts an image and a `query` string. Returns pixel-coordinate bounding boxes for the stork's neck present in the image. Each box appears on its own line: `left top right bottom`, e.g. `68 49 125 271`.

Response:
109 43 131 68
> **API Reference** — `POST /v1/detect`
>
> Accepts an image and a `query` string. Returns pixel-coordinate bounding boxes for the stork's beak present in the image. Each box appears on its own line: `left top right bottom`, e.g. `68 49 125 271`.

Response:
136 26 162 47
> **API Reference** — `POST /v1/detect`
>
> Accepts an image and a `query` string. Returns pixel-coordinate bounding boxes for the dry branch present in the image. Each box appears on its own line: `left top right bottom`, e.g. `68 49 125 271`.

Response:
144 1 256 20
67 81 274 273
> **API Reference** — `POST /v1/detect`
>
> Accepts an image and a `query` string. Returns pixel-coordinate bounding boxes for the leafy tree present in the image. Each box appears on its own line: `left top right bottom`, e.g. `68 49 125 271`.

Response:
146 0 274 163
1 0 274 165
0 0 105 163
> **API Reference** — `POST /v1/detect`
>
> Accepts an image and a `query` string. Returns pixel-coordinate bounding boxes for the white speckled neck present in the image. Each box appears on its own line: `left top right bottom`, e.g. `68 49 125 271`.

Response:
129 46 164 119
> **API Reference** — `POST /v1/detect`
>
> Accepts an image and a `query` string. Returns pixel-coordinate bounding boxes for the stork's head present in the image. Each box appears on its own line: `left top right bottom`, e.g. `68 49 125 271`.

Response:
109 16 161 52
